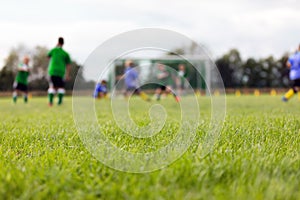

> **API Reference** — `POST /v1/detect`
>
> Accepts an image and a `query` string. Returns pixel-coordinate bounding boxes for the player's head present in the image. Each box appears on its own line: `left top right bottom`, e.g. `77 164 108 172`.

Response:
23 56 30 65
178 64 185 71
157 63 166 71
125 60 134 68
101 80 107 85
58 37 64 46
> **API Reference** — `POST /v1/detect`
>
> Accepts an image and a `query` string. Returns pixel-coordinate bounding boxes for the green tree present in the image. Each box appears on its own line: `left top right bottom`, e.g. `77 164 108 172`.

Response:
216 49 243 88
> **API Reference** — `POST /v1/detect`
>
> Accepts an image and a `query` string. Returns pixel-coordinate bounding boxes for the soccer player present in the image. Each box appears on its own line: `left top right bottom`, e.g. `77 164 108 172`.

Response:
176 64 189 96
94 80 108 99
123 60 150 101
47 37 71 106
13 56 30 103
155 63 180 102
282 44 300 102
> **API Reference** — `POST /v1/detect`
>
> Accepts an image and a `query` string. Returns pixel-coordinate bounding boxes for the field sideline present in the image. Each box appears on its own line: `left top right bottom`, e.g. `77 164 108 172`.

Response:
0 96 299 199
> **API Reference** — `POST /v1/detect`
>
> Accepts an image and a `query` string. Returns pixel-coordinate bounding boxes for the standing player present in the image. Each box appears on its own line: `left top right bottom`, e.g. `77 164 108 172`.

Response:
282 45 300 102
13 56 30 103
176 64 189 96
123 60 150 101
94 80 108 99
47 37 71 106
155 63 180 102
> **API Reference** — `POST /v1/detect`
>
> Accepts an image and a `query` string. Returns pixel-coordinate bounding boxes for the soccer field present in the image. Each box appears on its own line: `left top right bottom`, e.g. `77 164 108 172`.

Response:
0 96 299 199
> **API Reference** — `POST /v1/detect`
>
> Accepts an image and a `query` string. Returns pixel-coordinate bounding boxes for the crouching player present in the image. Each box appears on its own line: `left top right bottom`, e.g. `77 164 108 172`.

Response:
282 44 300 102
94 80 108 99
13 56 31 103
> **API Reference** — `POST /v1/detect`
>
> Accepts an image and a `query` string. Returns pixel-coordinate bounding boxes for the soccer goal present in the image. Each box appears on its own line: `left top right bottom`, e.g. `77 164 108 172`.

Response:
108 55 213 96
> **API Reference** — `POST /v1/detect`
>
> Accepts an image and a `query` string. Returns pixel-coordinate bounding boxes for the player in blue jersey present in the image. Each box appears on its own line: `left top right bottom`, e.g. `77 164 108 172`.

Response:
93 80 108 99
282 45 300 102
123 60 150 101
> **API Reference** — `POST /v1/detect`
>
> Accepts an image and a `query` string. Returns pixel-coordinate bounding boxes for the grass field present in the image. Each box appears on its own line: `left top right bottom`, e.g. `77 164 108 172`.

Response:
0 95 299 199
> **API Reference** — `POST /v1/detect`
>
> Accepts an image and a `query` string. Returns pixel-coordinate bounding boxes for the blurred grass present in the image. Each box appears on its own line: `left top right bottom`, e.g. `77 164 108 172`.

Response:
0 95 299 199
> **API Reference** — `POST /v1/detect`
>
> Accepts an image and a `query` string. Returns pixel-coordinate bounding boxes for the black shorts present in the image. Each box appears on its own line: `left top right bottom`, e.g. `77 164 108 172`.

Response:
291 79 300 88
14 82 28 92
50 76 64 88
126 86 141 94
159 85 166 90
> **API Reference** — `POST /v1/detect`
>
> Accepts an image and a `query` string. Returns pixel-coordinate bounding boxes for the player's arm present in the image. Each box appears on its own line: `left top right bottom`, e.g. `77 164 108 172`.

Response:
47 49 52 59
65 63 71 81
65 54 72 81
286 57 293 68
157 71 169 79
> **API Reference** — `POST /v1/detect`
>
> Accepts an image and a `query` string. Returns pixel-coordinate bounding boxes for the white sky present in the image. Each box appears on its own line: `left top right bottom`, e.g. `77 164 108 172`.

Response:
0 0 299 67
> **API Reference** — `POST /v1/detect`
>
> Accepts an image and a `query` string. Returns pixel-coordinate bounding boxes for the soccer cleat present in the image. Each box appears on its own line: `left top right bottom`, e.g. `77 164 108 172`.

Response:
281 97 288 102
283 89 294 101
48 102 53 107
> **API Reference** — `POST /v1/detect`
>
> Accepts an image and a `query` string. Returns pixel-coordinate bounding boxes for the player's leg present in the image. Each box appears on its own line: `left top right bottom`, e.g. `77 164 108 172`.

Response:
57 76 66 105
282 79 300 102
282 88 295 101
12 90 18 103
175 78 182 96
48 87 55 106
57 88 65 105
12 82 18 103
166 85 180 102
155 86 164 100
99 92 105 99
124 87 130 98
23 84 28 103
23 92 28 103
48 76 56 106
178 81 185 97
136 87 150 101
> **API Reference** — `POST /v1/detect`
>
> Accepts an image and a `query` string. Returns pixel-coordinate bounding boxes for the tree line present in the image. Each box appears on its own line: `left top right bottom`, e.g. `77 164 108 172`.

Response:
216 49 289 88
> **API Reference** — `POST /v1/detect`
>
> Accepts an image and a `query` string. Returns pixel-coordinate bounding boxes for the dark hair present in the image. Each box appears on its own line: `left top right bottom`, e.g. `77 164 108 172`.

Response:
58 37 64 45
129 62 135 67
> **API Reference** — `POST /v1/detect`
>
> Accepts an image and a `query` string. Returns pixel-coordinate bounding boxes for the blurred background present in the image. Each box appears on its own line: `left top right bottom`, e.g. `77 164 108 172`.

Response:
0 0 299 92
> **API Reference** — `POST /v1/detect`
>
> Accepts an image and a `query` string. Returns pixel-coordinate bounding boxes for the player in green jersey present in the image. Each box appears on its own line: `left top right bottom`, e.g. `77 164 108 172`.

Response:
13 56 30 103
47 37 71 106
176 64 189 96
155 63 180 102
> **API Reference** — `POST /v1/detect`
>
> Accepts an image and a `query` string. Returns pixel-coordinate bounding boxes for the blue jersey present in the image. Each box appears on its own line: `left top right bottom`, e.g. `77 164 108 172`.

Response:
288 51 300 80
124 67 138 88
94 83 107 97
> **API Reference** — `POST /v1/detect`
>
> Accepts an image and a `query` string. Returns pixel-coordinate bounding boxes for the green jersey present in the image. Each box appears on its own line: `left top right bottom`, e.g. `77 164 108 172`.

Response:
48 47 71 78
16 63 30 85
178 70 188 84
157 68 173 85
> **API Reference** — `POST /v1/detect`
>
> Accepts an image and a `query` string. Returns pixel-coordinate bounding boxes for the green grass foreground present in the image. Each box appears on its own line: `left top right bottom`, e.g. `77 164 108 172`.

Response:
0 96 299 199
